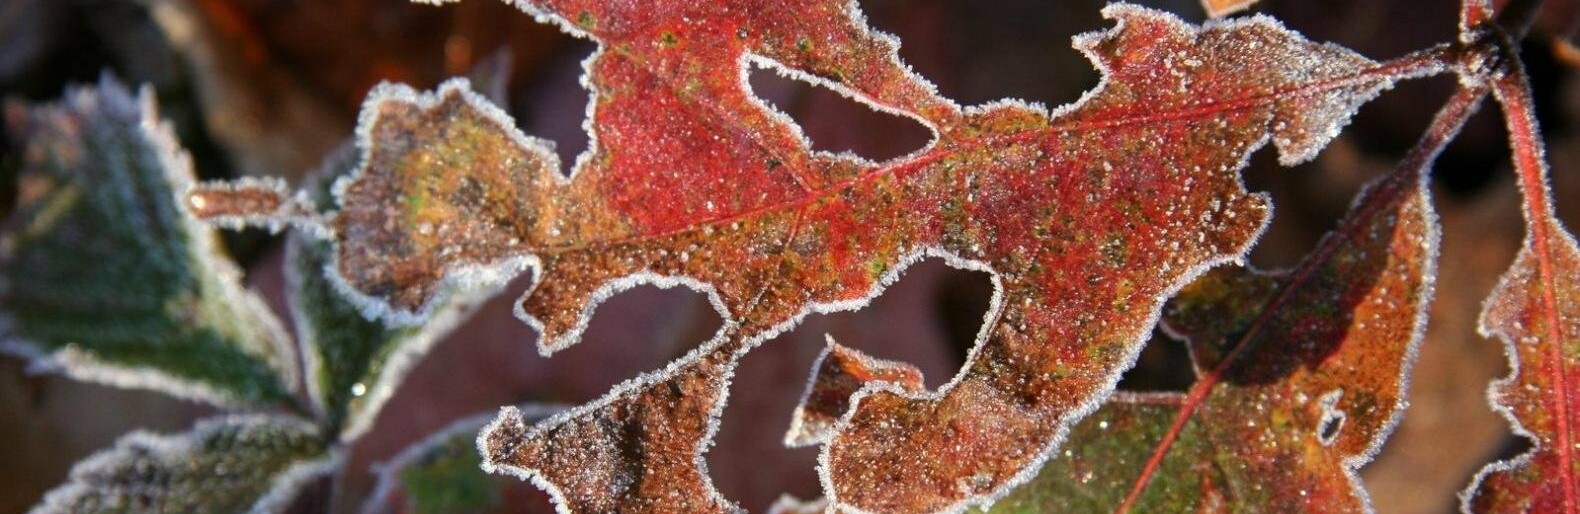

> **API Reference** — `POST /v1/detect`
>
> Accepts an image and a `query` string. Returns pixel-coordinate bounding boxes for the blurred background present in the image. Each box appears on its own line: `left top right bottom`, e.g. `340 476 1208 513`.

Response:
1 0 1577 512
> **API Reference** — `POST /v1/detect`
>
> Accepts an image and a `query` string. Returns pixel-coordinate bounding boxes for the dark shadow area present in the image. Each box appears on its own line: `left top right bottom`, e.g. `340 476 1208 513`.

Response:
513 37 598 172
1115 327 1197 393
858 0 1113 110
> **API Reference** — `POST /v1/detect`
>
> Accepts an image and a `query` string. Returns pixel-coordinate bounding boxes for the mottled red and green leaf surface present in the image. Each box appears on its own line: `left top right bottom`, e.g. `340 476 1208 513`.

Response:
189 0 1455 511
986 131 1445 512
1462 66 1580 513
796 86 1458 511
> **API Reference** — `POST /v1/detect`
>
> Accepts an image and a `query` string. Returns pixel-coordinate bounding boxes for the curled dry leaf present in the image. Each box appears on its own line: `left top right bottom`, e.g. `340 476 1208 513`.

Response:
1461 65 1580 514
1 76 296 407
784 336 925 448
193 1 1449 511
30 414 333 514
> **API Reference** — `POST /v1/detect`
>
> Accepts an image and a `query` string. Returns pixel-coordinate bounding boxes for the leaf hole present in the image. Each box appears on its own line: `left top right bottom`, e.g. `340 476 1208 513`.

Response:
1316 388 1346 446
745 61 932 163
370 275 721 446
932 263 995 382
855 0 1103 108
513 36 599 174
1318 412 1345 446
817 258 986 391
542 284 724 404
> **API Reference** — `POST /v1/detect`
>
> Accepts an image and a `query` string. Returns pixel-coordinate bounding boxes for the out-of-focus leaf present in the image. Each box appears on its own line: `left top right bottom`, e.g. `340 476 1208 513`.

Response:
360 405 563 514
1201 0 1260 18
30 414 334 514
0 76 295 407
135 0 569 182
195 1 1447 511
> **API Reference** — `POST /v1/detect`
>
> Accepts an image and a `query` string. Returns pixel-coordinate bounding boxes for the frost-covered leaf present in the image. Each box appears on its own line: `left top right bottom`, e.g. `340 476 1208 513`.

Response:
801 152 1441 512
0 76 296 407
191 56 516 439
361 405 563 514
197 1 1445 511
283 146 494 442
784 335 924 448
982 89 1473 513
465 5 1440 511
1462 67 1580 514
31 414 334 514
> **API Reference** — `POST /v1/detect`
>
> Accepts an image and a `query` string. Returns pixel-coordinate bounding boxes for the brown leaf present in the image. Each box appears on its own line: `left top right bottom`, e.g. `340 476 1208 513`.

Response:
784 336 925 448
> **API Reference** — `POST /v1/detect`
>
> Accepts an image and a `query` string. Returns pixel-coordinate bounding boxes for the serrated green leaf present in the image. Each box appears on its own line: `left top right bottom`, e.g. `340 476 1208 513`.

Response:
31 414 334 514
1 76 295 407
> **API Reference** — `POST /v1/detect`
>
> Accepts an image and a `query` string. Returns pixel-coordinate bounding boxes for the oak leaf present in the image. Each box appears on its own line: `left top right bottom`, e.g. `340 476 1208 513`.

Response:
988 147 1443 512
794 88 1456 510
193 2 1447 511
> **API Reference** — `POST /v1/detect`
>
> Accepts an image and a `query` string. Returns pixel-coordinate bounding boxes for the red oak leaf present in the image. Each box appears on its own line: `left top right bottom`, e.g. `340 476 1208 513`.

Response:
985 88 1483 514
788 88 1473 513
191 1 1450 512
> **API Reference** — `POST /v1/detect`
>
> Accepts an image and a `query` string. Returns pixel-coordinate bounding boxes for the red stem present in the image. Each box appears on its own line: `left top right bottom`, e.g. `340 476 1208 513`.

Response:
1113 85 1488 514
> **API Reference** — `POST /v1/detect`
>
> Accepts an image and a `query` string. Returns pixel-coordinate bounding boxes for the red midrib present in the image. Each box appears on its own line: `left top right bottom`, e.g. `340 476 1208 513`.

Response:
1495 73 1578 513
1111 85 1486 513
1111 169 1408 514
539 49 1450 255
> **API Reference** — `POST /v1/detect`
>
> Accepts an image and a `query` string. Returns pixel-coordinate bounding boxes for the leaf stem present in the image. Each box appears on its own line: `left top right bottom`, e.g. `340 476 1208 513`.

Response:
1113 85 1489 514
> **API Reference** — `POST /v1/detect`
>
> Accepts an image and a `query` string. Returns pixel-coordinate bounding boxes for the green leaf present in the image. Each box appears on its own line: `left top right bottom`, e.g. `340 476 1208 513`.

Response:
1 76 295 407
32 414 334 514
